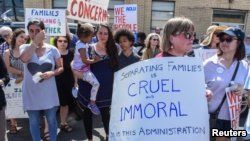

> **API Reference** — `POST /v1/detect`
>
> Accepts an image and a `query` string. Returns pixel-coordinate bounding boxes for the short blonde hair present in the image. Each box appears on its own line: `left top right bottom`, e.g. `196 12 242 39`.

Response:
0 26 12 36
161 17 194 53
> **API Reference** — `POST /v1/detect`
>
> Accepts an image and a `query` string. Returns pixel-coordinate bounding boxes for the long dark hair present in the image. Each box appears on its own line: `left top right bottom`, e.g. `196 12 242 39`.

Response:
96 24 119 71
27 19 45 30
11 28 25 49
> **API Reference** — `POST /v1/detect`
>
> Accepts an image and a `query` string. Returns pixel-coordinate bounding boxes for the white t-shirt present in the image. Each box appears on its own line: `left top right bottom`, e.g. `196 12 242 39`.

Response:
204 55 249 120
20 43 60 110
72 41 91 71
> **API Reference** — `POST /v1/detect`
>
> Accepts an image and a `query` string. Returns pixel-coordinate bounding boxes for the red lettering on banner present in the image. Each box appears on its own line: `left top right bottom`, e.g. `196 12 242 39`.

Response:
98 7 102 21
72 1 108 22
78 1 84 17
115 16 125 24
83 3 91 19
90 5 95 20
227 91 236 104
70 0 77 16
115 7 124 15
40 18 56 24
114 24 138 31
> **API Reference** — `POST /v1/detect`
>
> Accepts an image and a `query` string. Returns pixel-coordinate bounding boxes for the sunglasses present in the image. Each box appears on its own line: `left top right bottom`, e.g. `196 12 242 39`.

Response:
152 38 159 41
57 40 68 43
219 36 237 43
175 31 194 40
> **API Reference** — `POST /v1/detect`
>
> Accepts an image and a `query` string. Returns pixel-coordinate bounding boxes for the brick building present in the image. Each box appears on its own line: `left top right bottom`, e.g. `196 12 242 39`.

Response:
2 0 250 37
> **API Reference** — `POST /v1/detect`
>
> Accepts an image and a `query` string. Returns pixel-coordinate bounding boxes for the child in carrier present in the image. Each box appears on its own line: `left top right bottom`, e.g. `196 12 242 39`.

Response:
72 23 101 115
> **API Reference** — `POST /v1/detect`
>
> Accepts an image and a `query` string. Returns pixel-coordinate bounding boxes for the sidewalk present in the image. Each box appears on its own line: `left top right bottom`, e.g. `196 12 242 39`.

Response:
6 113 106 141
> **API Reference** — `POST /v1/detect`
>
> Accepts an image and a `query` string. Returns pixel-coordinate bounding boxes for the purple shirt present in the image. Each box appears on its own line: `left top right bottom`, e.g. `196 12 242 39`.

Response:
204 55 249 120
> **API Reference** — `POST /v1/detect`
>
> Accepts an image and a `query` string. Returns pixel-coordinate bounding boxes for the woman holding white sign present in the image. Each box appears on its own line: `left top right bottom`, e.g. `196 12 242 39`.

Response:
156 17 194 57
204 27 249 141
3 28 26 134
19 20 63 141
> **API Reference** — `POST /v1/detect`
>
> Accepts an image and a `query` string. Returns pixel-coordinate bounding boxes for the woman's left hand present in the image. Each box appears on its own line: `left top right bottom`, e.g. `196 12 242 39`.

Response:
40 71 55 80
233 84 244 95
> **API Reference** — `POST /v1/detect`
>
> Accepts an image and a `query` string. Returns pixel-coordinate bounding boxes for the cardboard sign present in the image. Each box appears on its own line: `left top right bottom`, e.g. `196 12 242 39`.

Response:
109 57 209 141
25 8 66 36
67 0 109 24
226 87 242 130
113 4 137 32
194 49 217 62
4 79 28 119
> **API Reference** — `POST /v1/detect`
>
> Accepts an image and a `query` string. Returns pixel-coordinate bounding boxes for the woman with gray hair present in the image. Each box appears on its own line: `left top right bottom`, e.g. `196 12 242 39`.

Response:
0 26 12 58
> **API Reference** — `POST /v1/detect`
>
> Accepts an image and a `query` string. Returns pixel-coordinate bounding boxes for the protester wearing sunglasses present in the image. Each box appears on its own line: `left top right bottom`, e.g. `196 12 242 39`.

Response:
142 33 162 60
155 17 194 57
0 26 13 58
54 35 75 133
204 27 249 141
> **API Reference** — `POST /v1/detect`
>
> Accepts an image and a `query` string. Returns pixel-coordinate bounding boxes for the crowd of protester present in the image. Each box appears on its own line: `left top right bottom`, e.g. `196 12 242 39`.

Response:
0 16 249 141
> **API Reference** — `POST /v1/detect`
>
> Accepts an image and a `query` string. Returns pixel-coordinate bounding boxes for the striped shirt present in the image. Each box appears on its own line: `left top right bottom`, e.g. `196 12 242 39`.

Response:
0 42 9 58
8 49 23 79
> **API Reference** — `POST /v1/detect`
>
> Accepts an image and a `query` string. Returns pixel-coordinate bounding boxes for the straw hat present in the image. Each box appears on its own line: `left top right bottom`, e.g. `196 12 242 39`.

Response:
201 25 227 47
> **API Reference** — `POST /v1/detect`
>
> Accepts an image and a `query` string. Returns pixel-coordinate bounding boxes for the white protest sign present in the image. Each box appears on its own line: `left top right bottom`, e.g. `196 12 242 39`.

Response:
110 57 209 141
194 49 217 62
67 0 109 24
4 79 28 119
113 4 137 32
226 87 242 130
25 8 66 36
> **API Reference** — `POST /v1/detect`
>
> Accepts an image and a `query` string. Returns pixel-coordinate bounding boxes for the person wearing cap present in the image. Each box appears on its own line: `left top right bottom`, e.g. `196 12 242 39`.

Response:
204 27 249 141
201 25 227 49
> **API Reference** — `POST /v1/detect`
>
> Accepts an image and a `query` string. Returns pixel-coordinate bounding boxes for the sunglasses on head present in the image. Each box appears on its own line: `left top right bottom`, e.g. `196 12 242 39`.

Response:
175 31 194 40
219 36 237 43
57 40 68 43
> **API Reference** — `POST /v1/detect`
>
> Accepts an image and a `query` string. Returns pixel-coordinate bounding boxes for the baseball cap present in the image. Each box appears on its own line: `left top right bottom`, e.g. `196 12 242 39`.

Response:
218 27 245 41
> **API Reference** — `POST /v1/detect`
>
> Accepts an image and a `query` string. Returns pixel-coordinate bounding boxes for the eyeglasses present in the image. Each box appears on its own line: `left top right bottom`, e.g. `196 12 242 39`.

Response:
219 36 237 43
152 38 159 41
57 40 68 43
175 31 194 40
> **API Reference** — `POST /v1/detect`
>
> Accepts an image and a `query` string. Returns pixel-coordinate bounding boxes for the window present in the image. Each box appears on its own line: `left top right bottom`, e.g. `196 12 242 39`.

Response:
151 1 174 32
52 0 67 9
108 0 124 24
212 10 246 30
0 0 24 22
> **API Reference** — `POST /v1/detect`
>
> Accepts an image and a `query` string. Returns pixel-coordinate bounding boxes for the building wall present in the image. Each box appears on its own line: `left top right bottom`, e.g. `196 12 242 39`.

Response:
23 0 250 36
175 0 250 37
24 0 52 9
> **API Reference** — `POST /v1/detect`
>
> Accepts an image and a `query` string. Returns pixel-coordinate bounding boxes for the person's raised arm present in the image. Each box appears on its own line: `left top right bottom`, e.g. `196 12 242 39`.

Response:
19 30 45 63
